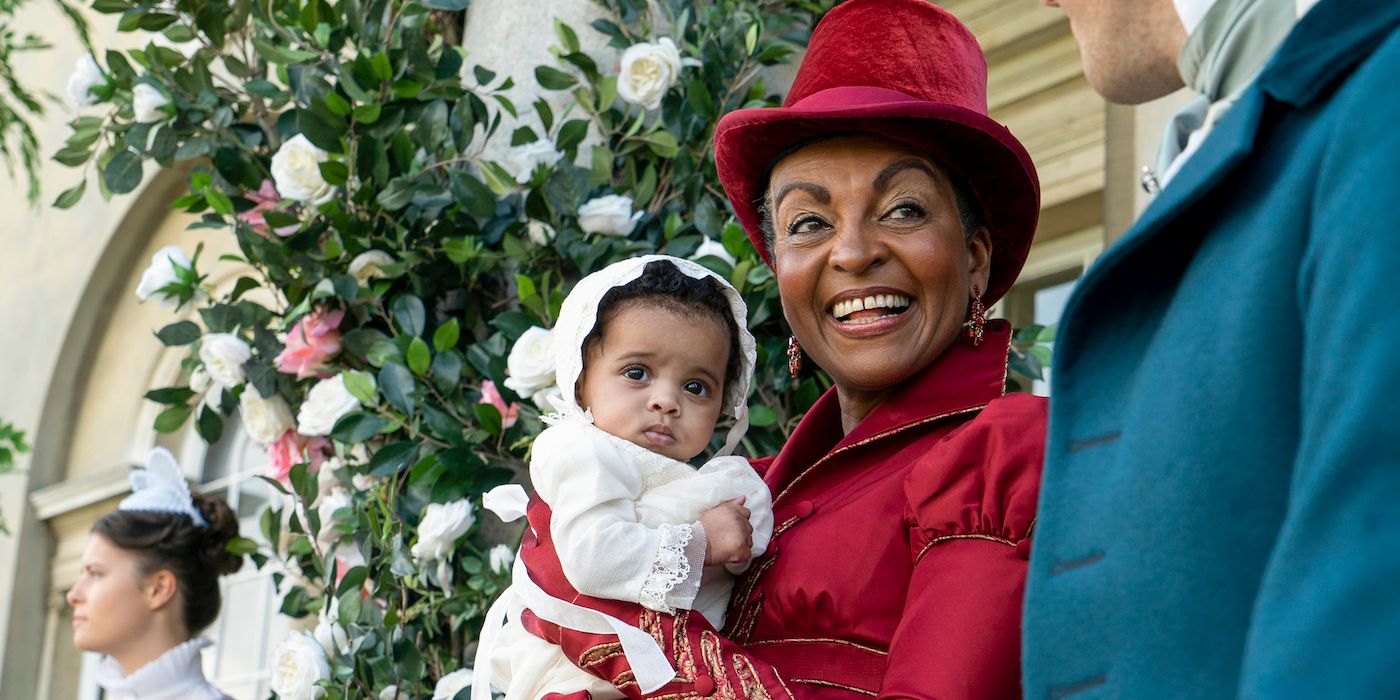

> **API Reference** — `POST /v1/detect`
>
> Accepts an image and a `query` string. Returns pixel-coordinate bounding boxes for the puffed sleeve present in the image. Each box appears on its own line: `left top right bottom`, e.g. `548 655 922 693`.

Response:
883 393 1045 699
532 422 705 613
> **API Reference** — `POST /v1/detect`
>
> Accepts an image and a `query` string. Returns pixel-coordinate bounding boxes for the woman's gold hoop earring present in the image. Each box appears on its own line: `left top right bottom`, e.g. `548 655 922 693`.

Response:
787 336 802 379
966 285 986 347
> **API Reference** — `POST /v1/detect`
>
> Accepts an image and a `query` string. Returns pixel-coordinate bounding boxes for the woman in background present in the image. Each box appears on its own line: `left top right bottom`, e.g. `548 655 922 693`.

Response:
67 447 243 700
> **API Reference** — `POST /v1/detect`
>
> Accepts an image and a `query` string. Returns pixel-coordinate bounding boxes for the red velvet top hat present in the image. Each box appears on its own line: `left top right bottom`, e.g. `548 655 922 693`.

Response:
714 0 1040 304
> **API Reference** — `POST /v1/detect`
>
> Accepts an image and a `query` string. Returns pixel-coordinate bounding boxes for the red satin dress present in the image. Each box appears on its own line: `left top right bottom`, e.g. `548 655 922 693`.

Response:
520 321 1044 698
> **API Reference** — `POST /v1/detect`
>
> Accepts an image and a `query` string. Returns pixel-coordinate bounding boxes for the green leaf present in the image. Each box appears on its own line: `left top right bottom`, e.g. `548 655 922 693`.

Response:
103 151 143 194
369 52 392 81
432 319 460 352
376 177 414 210
342 370 377 405
145 387 196 405
351 104 381 124
51 179 87 209
367 441 417 477
474 403 502 436
534 66 577 91
378 362 416 416
155 320 202 346
331 412 391 443
420 0 468 8
251 37 321 64
196 404 223 443
554 18 580 54
406 337 431 375
514 274 537 302
748 405 778 428
390 295 425 337
556 119 589 153
641 130 680 158
154 405 192 433
226 536 259 556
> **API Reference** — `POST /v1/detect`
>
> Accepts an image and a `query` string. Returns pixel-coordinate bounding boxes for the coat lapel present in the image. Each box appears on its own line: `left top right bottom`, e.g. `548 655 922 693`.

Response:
1058 89 1266 349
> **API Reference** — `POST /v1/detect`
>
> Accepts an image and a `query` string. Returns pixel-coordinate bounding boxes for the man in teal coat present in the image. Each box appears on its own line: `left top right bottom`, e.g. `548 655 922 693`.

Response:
1025 0 1400 697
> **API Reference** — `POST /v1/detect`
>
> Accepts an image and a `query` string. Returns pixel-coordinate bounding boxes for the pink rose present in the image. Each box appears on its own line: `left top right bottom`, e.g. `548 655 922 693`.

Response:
266 428 332 483
276 307 345 379
236 180 298 237
479 380 519 429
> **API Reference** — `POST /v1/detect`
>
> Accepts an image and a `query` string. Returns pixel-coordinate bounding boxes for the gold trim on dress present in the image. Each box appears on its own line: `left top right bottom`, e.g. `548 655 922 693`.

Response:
578 642 625 668
701 631 737 698
914 518 1037 564
732 654 773 699
745 637 888 656
789 678 879 696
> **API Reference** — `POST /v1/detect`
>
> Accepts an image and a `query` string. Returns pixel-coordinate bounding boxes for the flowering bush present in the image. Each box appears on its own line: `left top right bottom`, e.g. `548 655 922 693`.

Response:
51 0 852 695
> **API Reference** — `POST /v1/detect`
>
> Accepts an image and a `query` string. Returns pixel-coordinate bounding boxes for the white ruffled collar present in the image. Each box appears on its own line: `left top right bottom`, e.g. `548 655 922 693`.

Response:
95 637 226 700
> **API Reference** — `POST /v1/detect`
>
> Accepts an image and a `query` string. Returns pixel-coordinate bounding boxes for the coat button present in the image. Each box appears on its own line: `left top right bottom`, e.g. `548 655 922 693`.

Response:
792 501 814 518
694 673 716 695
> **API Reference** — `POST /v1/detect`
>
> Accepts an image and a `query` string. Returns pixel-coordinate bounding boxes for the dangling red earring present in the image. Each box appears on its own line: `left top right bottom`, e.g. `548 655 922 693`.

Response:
966 284 986 347
787 335 802 379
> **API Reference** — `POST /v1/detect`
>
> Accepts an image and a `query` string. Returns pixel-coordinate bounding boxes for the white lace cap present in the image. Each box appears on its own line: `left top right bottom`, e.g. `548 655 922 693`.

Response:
118 447 208 527
549 255 757 456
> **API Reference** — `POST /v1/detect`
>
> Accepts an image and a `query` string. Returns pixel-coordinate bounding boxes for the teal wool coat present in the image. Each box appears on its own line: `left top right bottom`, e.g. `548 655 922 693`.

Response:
1023 1 1400 698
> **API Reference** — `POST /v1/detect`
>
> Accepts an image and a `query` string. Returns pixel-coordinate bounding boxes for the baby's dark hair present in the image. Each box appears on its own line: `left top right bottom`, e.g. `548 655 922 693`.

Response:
581 260 744 402
91 491 243 633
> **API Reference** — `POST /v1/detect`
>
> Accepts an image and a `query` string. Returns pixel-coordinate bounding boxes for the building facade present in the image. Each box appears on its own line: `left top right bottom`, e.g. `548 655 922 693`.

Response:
0 1 1185 697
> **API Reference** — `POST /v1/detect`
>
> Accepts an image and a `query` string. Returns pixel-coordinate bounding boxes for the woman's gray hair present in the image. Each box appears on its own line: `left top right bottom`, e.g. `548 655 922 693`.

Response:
754 164 987 258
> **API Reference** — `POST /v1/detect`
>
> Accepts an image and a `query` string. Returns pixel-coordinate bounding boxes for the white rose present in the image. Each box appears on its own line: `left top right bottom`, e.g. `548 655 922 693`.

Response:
348 250 396 285
199 334 252 389
189 367 212 395
432 668 475 700
352 473 376 491
316 487 353 549
488 544 515 574
482 484 528 522
135 245 200 311
239 389 294 445
577 194 642 237
67 55 105 107
297 374 362 437
312 607 351 656
269 632 330 700
131 83 170 123
692 236 737 267
530 385 563 412
502 326 556 397
271 134 336 205
378 686 405 700
526 220 556 246
502 140 565 185
617 38 683 110
411 499 475 562
317 456 346 496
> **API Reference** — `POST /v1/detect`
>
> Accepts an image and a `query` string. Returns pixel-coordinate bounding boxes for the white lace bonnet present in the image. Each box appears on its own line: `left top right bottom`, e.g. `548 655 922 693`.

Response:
549 254 758 456
118 447 208 527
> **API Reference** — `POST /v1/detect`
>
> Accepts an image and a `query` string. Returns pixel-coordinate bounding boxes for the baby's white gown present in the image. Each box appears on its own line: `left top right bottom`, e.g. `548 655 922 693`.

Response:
480 417 773 699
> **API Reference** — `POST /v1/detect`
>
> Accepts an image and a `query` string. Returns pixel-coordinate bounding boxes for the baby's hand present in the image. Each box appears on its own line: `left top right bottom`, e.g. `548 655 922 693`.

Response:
700 497 753 566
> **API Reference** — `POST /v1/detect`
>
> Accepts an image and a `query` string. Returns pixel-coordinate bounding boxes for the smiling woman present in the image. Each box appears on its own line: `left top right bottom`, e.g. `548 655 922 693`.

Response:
528 0 1050 696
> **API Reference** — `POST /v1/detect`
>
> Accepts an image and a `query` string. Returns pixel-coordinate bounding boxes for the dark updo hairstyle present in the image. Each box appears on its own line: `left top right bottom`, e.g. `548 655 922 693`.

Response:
581 260 744 402
92 491 243 633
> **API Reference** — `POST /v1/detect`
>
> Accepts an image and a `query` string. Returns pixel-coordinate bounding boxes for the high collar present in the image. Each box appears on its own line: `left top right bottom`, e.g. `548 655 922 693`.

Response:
1178 0 1297 103
765 320 1012 504
95 637 222 700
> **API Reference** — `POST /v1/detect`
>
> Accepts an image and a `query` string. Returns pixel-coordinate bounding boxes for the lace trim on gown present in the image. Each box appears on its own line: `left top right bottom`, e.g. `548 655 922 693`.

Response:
639 522 695 613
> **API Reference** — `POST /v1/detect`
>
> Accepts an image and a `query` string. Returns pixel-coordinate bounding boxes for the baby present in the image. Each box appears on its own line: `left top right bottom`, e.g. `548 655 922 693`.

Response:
473 255 774 699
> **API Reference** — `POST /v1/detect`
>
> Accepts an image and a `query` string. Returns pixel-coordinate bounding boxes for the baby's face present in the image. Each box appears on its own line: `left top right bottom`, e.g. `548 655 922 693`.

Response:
577 304 729 461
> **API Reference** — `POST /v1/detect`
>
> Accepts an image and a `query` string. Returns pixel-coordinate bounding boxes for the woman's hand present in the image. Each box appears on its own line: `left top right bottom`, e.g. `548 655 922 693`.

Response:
700 497 753 566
